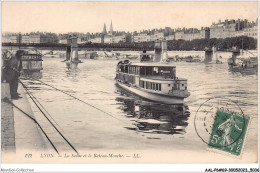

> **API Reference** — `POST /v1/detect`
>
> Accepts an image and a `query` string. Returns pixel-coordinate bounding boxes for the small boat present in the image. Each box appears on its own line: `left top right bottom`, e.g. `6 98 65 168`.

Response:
215 56 223 64
42 50 57 58
185 55 201 62
228 49 258 69
166 57 176 62
76 51 98 59
216 59 223 64
124 54 139 60
115 40 190 104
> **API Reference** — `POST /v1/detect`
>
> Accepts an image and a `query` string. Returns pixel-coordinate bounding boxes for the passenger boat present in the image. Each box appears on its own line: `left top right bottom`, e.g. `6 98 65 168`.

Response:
185 55 201 62
115 40 190 104
21 50 43 72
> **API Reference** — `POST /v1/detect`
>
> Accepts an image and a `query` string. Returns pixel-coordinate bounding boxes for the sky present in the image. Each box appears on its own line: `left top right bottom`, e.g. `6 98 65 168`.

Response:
1 1 258 34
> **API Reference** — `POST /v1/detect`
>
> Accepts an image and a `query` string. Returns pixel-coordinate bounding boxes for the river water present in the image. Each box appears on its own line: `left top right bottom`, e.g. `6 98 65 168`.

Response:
21 51 258 162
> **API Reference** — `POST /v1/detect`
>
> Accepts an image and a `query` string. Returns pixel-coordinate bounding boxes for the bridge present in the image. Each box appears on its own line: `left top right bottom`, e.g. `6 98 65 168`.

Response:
2 42 155 51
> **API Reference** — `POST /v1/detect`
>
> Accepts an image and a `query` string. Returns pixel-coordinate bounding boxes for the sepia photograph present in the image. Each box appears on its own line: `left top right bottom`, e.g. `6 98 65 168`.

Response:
1 0 259 172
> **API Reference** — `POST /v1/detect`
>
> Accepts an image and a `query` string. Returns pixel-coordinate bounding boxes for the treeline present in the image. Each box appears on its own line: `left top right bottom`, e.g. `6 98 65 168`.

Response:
100 36 257 51
167 36 257 51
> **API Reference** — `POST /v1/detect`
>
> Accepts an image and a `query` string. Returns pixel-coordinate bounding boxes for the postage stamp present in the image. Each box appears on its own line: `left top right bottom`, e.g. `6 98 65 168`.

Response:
207 108 250 156
194 97 251 157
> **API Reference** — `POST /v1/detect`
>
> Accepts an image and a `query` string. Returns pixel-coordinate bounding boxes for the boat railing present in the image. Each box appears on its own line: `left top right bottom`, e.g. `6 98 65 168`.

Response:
141 75 181 81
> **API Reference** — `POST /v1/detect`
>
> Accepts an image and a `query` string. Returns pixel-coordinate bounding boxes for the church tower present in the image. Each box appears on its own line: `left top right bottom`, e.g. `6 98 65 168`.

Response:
109 20 113 35
103 23 107 34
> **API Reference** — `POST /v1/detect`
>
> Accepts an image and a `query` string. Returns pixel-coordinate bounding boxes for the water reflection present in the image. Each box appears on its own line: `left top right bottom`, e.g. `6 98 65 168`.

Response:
115 88 190 135
228 65 258 76
65 61 80 78
21 71 43 91
22 71 42 80
19 56 257 151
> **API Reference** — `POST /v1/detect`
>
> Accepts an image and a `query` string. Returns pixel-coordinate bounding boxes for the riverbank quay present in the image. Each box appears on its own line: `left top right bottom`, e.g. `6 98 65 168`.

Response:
1 83 15 153
1 82 50 162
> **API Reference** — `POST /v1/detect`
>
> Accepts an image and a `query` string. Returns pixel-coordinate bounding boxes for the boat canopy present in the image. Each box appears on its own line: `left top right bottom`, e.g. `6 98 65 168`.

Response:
117 62 176 79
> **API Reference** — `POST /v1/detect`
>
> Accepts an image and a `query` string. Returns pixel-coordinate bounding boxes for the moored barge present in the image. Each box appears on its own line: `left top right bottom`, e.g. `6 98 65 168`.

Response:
21 51 43 72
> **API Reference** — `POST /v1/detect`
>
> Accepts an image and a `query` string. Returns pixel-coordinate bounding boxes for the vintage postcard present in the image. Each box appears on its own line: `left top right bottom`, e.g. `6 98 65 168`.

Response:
1 0 259 171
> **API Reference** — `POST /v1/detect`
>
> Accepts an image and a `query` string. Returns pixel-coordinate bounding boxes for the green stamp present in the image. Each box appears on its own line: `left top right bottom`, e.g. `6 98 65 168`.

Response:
208 108 250 156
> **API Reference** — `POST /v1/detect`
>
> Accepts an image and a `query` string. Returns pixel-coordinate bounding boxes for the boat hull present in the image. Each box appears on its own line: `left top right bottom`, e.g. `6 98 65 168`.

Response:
116 81 184 104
